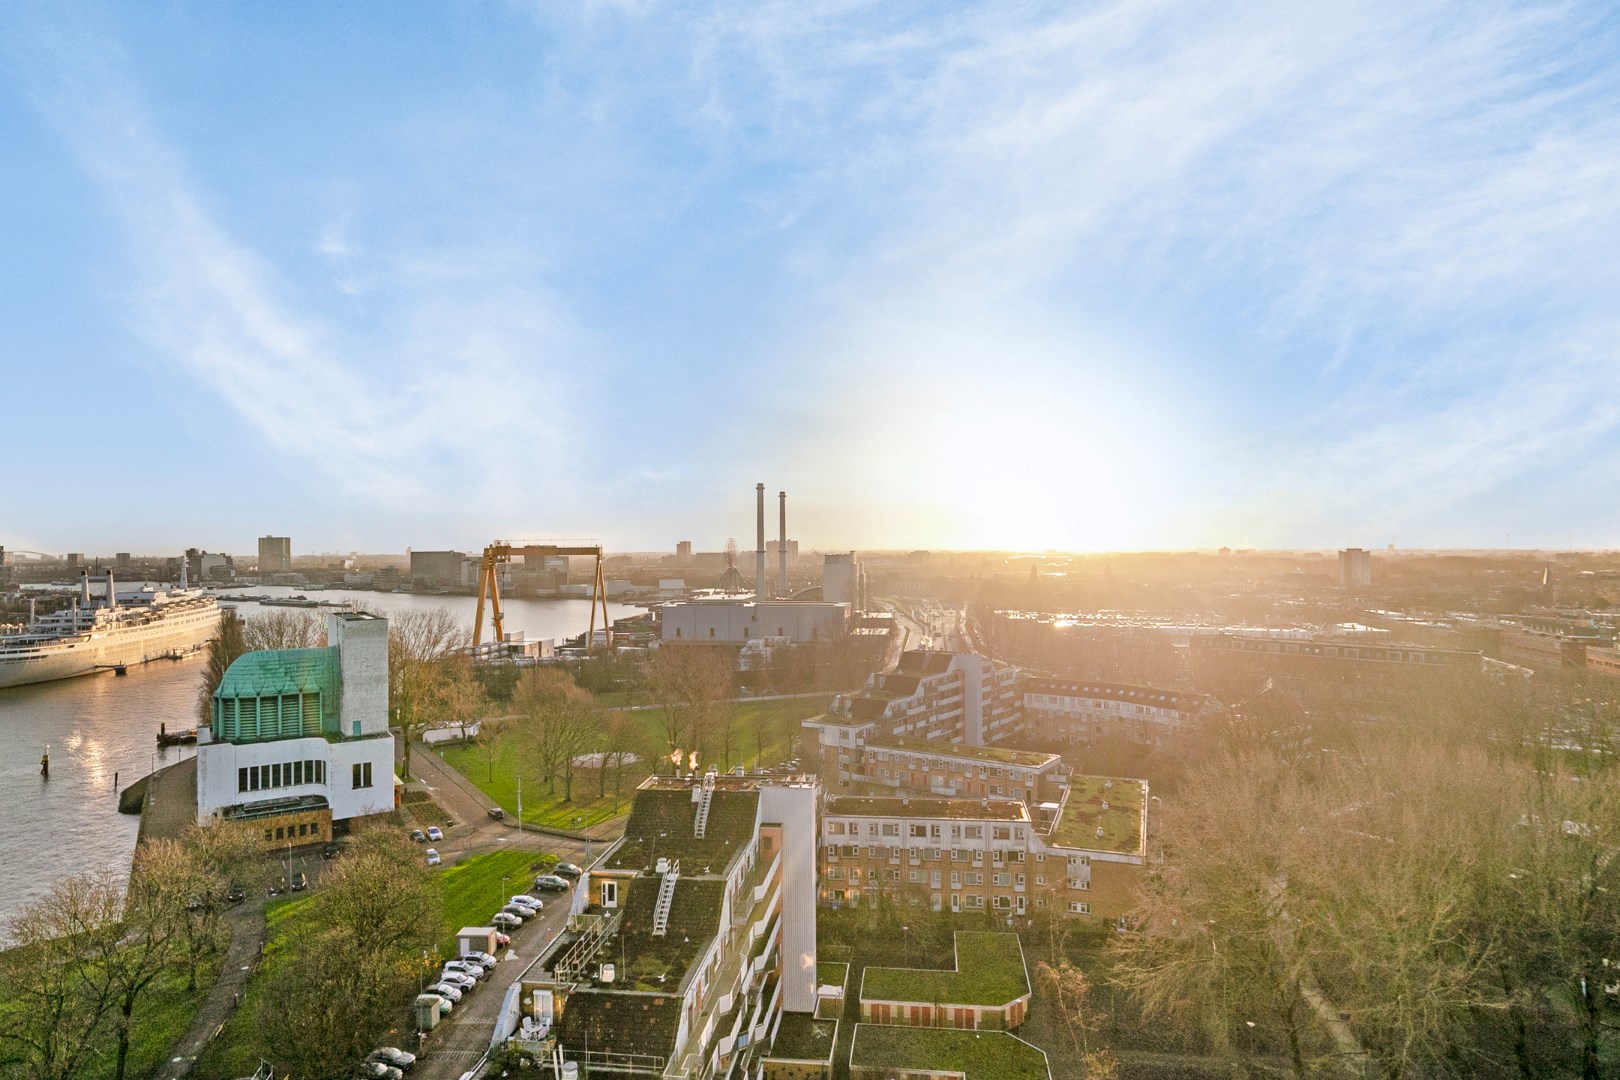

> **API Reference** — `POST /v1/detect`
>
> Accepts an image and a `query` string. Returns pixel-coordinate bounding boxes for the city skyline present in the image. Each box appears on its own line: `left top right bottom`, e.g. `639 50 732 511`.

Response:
6 2 1620 555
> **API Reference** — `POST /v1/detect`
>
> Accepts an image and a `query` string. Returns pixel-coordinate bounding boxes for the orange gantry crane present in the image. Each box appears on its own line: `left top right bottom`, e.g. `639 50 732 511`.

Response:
471 541 611 650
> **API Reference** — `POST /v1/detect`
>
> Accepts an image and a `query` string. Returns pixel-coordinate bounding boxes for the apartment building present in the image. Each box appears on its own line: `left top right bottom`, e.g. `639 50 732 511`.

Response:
543 772 820 1079
1021 677 1210 747
818 778 1146 921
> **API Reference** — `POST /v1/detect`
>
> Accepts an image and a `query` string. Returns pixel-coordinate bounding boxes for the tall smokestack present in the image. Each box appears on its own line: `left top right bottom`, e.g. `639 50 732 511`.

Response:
106 570 116 610
80 570 92 606
778 491 788 600
755 483 766 598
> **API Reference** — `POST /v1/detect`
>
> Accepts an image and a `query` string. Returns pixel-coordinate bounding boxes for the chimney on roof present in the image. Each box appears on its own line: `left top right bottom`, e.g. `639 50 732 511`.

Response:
756 483 766 598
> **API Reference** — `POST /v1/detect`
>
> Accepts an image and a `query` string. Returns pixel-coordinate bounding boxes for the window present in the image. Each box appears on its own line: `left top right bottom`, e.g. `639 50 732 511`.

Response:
238 767 248 793
868 846 881 859
841 844 860 858
602 881 618 908
910 824 928 838
929 824 942 839
910 870 926 884
352 762 373 789
951 871 961 887
881 823 900 837
827 868 846 880
993 872 1011 887
1036 875 1047 886
965 895 985 910
868 823 880 836
1069 901 1091 914
993 895 1011 910
828 821 846 835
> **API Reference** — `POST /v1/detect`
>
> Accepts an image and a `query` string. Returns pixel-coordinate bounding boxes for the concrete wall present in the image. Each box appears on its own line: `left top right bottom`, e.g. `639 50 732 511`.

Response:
760 781 821 1014
329 612 389 737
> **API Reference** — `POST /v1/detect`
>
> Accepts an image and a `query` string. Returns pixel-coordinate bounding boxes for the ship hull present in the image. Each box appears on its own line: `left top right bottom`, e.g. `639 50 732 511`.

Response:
0 607 222 690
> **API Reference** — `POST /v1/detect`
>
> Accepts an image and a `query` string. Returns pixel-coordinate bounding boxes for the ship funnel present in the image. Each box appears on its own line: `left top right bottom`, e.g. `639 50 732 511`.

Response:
106 570 117 610
179 558 188 591
80 571 92 605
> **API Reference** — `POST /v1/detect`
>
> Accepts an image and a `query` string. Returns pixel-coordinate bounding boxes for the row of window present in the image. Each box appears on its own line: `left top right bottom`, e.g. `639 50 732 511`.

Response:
826 844 1030 864
825 867 1086 890
826 821 1025 841
238 759 328 793
867 752 1031 781
263 821 320 842
824 888 1093 916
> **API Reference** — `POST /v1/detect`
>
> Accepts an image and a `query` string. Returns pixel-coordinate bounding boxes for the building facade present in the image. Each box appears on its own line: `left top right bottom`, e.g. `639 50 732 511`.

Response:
195 612 396 845
257 535 292 575
1021 677 1210 747
660 599 850 645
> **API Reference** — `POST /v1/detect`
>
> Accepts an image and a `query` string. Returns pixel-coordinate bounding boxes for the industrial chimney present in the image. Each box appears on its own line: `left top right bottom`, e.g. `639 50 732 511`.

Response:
778 491 788 600
755 483 766 598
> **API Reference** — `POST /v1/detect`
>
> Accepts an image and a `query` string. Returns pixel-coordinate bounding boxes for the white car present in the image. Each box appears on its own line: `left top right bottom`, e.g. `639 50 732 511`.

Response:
443 959 488 979
426 826 443 842
425 848 441 867
422 992 452 1014
464 950 498 967
424 982 462 1003
507 895 543 912
491 912 523 930
437 971 476 991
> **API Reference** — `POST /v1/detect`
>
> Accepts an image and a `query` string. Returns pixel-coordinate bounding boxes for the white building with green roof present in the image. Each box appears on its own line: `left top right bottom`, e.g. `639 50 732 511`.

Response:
195 612 395 842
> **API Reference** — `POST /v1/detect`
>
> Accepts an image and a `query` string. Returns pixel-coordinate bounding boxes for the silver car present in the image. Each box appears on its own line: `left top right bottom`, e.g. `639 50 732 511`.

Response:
424 982 462 1003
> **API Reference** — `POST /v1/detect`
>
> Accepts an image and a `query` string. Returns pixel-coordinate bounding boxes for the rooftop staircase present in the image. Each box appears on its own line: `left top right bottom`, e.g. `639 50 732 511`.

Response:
693 770 718 839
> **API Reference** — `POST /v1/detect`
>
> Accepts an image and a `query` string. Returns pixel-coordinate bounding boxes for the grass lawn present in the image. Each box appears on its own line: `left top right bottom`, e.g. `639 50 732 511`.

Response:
861 931 1031 1008
440 696 831 830
437 849 555 951
200 851 558 1076
850 1024 1051 1080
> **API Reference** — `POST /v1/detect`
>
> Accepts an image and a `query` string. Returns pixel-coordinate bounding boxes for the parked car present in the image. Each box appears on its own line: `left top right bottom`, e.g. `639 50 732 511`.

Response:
355 1062 403 1080
267 878 285 897
426 826 443 842
507 895 543 912
533 874 570 892
289 872 308 892
367 1047 417 1071
493 931 511 948
487 807 506 820
424 982 462 1003
499 904 533 922
425 848 441 867
491 912 523 930
409 829 426 843
437 971 476 992
225 884 246 904
443 959 488 979
322 842 341 860
464 950 497 968
422 992 452 1014
553 862 584 879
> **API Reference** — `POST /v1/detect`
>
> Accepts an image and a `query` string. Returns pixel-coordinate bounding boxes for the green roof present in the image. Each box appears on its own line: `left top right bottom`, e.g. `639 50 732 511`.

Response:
1046 775 1146 855
867 736 1056 769
768 1012 837 1063
849 1025 1050 1080
860 932 1030 1008
217 647 339 701
817 961 849 991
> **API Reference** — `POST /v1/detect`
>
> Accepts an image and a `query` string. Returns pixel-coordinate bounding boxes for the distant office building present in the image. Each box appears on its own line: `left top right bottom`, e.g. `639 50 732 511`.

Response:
115 552 131 571
767 539 800 563
258 535 292 575
409 549 465 588
196 612 396 846
676 539 693 559
1338 547 1372 587
66 553 84 568
823 552 861 607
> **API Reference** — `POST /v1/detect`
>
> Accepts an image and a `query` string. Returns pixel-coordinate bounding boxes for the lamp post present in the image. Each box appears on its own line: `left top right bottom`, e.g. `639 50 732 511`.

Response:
285 841 292 889
502 875 510 914
901 925 910 968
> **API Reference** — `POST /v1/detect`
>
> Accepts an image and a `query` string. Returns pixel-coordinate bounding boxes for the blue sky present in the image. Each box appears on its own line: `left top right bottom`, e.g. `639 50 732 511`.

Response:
5 1 1620 556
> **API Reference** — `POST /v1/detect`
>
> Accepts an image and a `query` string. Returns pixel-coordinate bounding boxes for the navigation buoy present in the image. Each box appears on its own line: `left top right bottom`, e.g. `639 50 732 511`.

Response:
40 749 49 779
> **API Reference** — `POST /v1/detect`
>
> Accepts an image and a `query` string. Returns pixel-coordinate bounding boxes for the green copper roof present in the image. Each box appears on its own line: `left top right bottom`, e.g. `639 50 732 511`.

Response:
217 647 339 699
213 647 341 742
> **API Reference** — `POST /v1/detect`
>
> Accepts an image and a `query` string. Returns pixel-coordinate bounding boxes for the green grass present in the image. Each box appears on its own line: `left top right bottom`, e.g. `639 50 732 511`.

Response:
1047 775 1146 855
861 931 1030 1008
817 960 849 991
769 1012 837 1062
200 852 559 1076
850 1024 1051 1080
437 849 555 951
439 696 831 830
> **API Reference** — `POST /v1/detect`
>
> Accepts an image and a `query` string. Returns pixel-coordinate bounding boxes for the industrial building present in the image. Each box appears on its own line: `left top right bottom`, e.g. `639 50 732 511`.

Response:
660 598 850 645
532 771 821 1078
821 553 861 608
195 611 397 845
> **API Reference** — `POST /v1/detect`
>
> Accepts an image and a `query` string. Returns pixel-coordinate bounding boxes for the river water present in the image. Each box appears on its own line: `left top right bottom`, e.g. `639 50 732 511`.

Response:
0 587 638 932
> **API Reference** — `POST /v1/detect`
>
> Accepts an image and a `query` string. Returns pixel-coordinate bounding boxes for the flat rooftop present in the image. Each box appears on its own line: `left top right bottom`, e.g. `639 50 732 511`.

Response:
861 931 1030 1008
866 736 1059 769
849 1025 1050 1080
1046 775 1146 855
767 1012 837 1063
603 779 762 873
825 796 1031 822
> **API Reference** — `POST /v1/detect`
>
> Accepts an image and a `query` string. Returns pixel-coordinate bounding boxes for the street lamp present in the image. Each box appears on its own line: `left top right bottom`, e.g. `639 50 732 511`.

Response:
502 875 510 914
902 925 911 968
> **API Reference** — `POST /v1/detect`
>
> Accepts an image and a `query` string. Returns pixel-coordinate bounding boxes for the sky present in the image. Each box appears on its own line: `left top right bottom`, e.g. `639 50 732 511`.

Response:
4 1 1620 556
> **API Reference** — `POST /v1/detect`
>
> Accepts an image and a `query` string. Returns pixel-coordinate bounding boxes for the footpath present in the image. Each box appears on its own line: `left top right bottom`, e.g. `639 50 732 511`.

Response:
158 895 268 1080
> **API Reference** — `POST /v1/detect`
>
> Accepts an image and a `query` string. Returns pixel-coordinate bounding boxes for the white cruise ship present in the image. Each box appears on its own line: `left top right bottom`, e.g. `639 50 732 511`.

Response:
0 569 222 690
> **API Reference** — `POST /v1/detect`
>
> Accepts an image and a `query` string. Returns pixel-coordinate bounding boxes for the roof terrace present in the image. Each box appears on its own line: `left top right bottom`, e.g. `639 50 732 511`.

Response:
866 736 1058 770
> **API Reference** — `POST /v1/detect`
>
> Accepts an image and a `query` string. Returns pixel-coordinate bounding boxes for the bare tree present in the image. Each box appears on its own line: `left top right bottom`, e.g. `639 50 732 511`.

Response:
195 610 246 726
513 668 600 801
241 608 325 651
646 645 735 771
387 607 470 779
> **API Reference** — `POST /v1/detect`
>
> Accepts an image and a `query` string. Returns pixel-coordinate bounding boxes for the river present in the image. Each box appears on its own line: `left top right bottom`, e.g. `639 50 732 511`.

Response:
0 587 639 933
